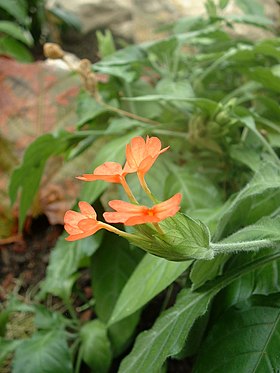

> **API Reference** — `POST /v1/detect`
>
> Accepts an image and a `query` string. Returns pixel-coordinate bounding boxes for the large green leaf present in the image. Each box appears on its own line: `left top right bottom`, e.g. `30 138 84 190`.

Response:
9 132 71 229
235 0 264 16
223 216 280 244
164 164 222 210
109 254 192 325
0 0 28 25
91 233 143 356
125 96 219 116
247 67 280 93
12 330 73 373
0 21 33 46
118 251 280 373
39 232 103 300
92 233 142 322
214 162 280 241
0 339 22 366
192 216 280 292
0 35 32 61
119 288 214 373
80 320 112 373
193 298 280 373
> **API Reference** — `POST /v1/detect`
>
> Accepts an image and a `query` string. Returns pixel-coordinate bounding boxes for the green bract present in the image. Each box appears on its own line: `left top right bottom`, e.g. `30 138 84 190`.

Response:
129 213 212 261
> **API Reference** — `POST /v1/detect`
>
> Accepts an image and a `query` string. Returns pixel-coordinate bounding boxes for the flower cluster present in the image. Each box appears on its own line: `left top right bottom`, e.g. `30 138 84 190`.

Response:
64 136 182 243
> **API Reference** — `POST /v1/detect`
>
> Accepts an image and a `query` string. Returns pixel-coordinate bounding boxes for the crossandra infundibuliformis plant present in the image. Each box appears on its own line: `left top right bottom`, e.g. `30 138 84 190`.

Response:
3 0 280 372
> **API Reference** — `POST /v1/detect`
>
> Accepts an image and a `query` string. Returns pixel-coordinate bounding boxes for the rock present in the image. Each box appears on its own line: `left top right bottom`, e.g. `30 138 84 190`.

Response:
46 0 280 58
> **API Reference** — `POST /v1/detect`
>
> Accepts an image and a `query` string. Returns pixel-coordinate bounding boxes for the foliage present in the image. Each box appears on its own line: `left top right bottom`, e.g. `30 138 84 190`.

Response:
4 0 280 372
0 0 80 61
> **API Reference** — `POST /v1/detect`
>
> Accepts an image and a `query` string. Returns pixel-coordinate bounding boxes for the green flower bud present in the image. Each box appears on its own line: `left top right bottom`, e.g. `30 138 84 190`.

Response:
127 213 213 261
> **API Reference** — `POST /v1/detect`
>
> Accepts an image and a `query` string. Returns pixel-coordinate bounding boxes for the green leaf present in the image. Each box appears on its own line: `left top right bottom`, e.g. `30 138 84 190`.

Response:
47 6 81 30
33 305 69 330
152 213 212 261
109 254 192 325
247 67 280 93
12 330 73 373
223 216 280 244
238 116 279 163
0 310 9 337
92 234 142 322
225 14 272 28
230 144 261 171
118 251 280 373
193 299 280 373
9 133 71 230
219 0 230 9
124 96 220 116
0 35 32 62
119 288 215 373
39 232 103 300
0 0 28 25
91 234 142 355
214 162 280 241
96 29 116 58
94 45 145 82
234 0 264 16
0 339 22 366
164 165 222 210
0 21 33 46
190 254 228 290
80 131 143 203
108 312 141 357
80 320 112 373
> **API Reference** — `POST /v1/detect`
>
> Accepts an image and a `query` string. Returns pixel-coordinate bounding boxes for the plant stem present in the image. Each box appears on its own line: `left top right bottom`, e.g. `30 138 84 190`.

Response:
138 173 157 203
153 223 164 235
101 222 138 240
121 177 139 204
211 239 273 255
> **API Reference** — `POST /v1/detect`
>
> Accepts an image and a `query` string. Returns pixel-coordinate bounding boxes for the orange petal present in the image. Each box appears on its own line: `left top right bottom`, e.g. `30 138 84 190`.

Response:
66 231 96 241
103 212 130 223
108 200 146 213
153 193 182 220
78 218 99 231
76 174 122 183
78 201 97 219
125 215 160 226
64 210 84 226
94 162 123 175
145 136 162 157
64 223 82 235
138 155 156 174
126 136 146 168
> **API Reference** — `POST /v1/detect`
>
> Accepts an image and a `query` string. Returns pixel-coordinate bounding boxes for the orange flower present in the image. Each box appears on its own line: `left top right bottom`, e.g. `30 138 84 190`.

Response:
103 193 182 226
64 201 104 241
124 136 169 176
76 162 126 183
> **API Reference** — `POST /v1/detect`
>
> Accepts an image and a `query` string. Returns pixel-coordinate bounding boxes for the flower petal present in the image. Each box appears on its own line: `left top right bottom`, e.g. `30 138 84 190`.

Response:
66 231 95 241
78 201 97 219
108 200 146 213
126 136 146 169
153 193 182 220
94 162 123 176
64 223 83 235
64 210 84 227
78 218 99 231
125 214 161 226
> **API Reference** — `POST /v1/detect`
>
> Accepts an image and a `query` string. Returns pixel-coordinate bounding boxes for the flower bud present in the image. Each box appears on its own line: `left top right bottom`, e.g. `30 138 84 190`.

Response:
127 213 213 261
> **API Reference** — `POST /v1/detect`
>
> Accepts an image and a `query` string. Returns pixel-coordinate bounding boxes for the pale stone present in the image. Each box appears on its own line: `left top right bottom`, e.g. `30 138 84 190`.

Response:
47 0 279 42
